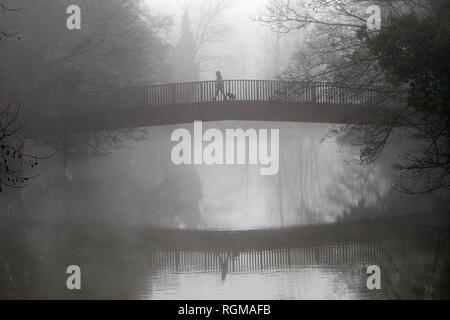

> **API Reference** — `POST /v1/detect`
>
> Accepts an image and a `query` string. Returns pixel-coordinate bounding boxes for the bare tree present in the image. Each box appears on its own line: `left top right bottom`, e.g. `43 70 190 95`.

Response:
257 28 303 79
259 0 450 194
0 3 46 193
0 1 21 41
0 103 44 192
176 0 234 78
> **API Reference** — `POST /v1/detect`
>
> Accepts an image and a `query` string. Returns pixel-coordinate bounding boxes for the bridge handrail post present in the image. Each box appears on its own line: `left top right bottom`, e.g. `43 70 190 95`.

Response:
170 83 176 105
200 82 204 103
311 82 317 103
256 81 260 101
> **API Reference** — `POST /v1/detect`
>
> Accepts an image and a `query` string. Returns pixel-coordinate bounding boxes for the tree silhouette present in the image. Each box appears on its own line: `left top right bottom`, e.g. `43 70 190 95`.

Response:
0 103 42 193
0 2 21 41
170 0 234 80
170 10 199 82
260 0 450 194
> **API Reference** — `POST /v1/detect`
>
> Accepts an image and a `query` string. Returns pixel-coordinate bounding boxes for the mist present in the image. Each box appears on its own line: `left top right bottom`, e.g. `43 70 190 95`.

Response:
0 0 448 300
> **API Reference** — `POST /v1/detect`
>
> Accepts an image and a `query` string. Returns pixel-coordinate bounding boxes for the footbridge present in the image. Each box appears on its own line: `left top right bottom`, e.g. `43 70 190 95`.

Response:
17 80 393 138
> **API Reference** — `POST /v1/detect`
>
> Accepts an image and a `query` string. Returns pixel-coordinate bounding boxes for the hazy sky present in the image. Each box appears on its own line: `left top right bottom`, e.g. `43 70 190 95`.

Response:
145 0 278 79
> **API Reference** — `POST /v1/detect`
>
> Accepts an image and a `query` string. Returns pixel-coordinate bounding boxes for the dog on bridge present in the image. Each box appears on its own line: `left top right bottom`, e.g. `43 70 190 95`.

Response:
225 92 236 100
212 91 236 101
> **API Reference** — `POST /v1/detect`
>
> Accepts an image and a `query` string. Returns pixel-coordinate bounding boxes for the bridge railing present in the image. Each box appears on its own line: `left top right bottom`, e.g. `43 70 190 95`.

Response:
21 80 392 116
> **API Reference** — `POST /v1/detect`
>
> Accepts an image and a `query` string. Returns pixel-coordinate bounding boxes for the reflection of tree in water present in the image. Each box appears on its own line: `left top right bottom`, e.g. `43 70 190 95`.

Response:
146 167 204 229
0 222 68 299
254 125 392 226
271 128 390 225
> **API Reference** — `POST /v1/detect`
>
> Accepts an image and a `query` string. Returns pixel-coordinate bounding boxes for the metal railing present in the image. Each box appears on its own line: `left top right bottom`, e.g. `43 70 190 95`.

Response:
21 80 391 116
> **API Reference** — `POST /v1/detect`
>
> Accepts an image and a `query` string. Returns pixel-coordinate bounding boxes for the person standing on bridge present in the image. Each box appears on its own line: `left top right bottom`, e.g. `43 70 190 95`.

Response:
213 70 227 101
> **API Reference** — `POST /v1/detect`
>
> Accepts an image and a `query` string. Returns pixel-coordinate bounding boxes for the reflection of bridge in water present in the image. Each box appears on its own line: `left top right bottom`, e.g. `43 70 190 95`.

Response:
18 80 395 138
0 214 441 299
68 214 436 275
106 241 422 275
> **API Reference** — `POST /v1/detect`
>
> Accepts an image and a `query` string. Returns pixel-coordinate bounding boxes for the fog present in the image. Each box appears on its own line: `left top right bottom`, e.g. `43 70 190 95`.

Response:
4 121 440 230
0 0 446 233
143 0 303 79
145 0 269 78
1 0 448 300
